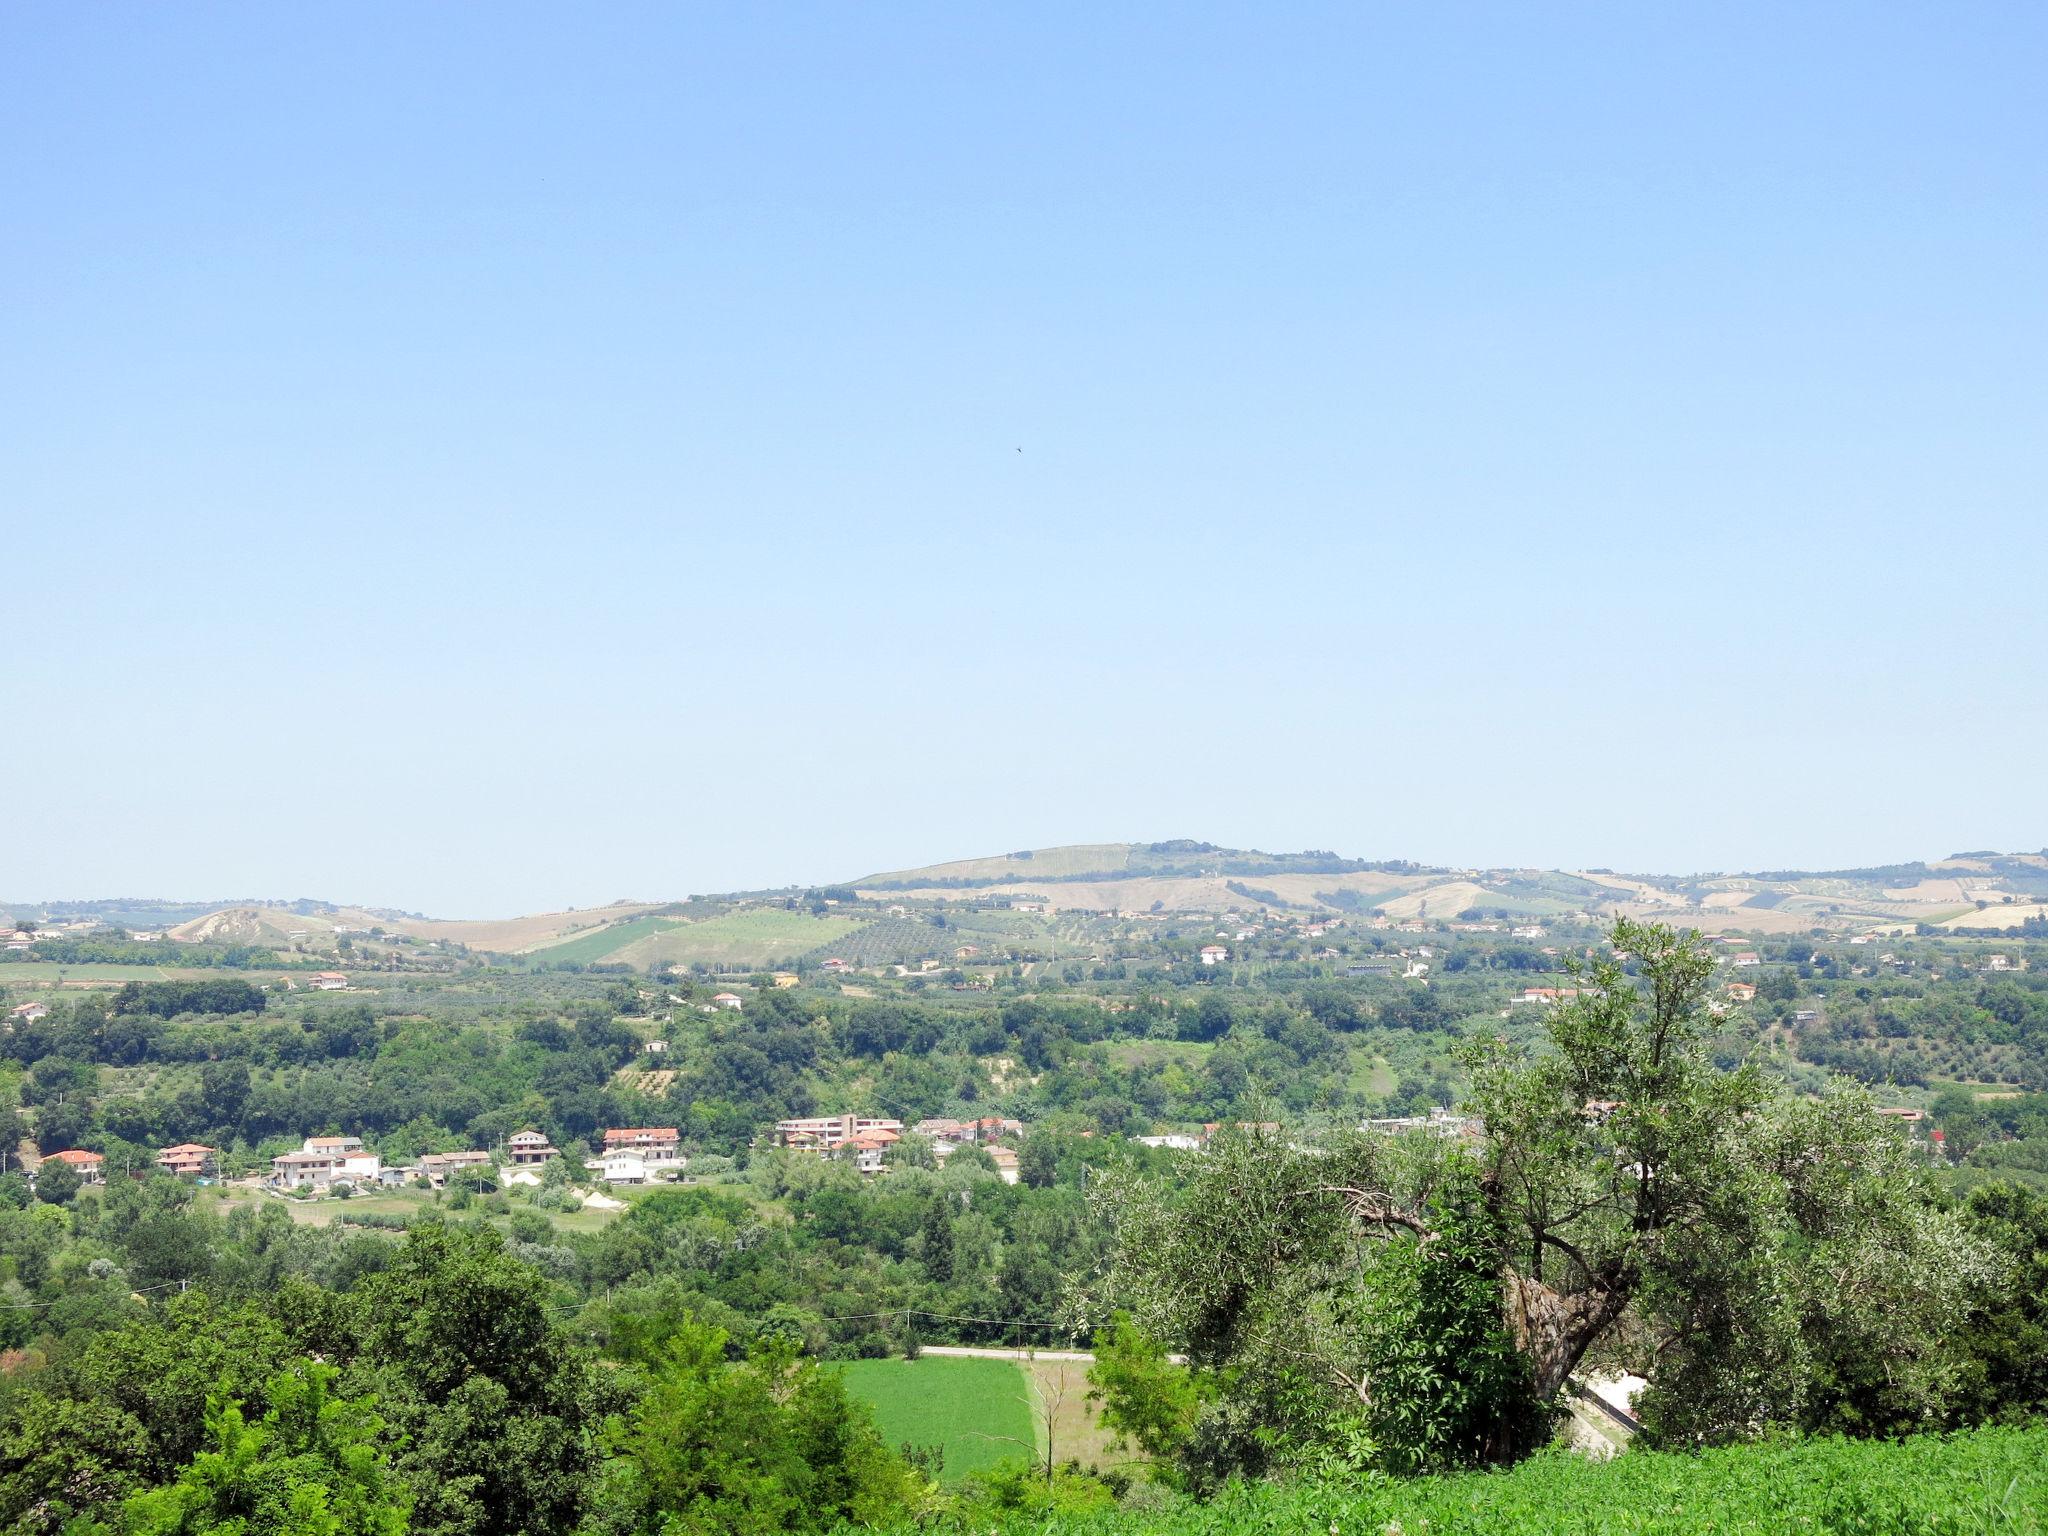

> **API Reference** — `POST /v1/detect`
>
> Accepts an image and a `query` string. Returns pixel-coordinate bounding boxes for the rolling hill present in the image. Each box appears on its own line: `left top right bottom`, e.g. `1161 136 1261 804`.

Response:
16 845 2046 974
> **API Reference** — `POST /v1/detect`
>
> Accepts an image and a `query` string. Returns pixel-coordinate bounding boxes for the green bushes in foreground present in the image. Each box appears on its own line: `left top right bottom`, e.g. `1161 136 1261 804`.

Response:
896 1423 2047 1536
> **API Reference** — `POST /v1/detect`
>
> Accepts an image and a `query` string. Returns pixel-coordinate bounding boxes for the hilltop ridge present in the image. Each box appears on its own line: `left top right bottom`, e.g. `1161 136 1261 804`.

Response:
9 844 2047 972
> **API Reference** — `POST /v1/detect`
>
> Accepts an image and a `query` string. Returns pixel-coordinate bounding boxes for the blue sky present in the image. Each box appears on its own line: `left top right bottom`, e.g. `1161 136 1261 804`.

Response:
5 4 2044 914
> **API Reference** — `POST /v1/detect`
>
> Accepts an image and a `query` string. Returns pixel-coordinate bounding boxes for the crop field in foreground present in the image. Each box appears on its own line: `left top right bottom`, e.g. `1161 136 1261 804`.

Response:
841 1356 1037 1482
894 1421 2047 1534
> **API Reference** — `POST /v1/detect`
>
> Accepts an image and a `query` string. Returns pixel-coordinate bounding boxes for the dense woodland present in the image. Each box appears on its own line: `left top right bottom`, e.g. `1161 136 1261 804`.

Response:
0 917 2043 1533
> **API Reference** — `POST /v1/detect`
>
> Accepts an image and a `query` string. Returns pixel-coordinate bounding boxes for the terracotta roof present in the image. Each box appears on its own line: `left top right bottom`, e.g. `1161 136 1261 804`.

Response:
46 1149 103 1165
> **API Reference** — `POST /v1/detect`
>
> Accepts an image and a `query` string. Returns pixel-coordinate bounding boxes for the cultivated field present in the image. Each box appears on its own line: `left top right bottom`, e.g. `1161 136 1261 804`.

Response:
606 910 868 969
529 916 680 966
840 1356 1037 1481
1939 901 2048 930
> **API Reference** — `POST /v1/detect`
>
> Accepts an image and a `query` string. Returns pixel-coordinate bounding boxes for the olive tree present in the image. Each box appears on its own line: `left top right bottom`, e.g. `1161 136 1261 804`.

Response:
1086 919 2006 1477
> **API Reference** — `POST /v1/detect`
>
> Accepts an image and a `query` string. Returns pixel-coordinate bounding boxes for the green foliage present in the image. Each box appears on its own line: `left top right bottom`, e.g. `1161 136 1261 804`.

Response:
111 981 267 1020
1093 1129 1541 1485
599 1315 918 1536
887 1421 2048 1535
338 1222 603 1536
116 1363 405 1536
1086 1317 1201 1469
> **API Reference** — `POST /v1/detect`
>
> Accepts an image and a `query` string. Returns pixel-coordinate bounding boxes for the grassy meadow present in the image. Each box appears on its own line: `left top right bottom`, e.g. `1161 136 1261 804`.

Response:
841 1356 1038 1481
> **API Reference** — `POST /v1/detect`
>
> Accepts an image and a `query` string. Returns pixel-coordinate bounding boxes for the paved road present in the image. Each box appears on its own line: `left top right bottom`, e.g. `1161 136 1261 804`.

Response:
918 1344 1098 1363
916 1344 1190 1365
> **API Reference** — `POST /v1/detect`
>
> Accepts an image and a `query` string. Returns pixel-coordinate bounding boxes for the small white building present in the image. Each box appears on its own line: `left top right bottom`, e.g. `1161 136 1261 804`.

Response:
1199 945 1228 965
711 992 744 1011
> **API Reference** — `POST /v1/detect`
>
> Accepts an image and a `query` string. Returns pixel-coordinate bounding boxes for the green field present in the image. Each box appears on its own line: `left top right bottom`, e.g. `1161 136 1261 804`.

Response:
613 909 867 969
528 916 682 966
0 962 288 986
841 1356 1036 1481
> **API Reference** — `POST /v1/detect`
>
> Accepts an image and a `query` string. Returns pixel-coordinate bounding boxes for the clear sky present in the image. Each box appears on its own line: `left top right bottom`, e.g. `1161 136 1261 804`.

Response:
5 4 2044 915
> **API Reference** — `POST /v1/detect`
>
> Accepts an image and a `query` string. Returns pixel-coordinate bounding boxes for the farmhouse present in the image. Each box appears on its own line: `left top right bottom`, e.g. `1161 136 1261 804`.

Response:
42 1149 105 1183
1199 945 1228 965
309 972 349 991
820 957 851 973
711 992 744 1011
155 1143 218 1179
8 1002 49 1025
1725 982 1757 1002
1731 952 1762 968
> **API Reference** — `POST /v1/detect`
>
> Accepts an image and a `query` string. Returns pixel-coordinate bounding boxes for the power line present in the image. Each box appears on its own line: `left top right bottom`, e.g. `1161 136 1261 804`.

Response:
0 1279 185 1310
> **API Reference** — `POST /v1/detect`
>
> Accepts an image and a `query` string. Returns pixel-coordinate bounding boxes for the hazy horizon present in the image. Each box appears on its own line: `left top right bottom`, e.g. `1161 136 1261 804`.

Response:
7 4 2044 914
9 835 2044 922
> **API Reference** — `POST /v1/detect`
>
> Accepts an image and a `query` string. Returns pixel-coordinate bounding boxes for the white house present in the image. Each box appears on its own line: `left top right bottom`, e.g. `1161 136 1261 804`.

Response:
711 992 744 1011
1199 945 1228 965
594 1149 655 1184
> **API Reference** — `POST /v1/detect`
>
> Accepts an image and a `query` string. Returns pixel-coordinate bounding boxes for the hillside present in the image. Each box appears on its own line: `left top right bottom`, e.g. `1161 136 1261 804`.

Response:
18 846 2048 974
168 900 671 955
852 842 2048 932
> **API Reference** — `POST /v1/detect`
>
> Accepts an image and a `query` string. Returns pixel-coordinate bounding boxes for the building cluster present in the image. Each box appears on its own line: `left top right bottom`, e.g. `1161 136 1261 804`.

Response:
268 1129 560 1192
771 1112 1029 1180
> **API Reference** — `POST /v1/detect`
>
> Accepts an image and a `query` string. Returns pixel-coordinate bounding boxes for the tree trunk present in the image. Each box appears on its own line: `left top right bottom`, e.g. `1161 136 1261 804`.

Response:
1501 1268 1631 1399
